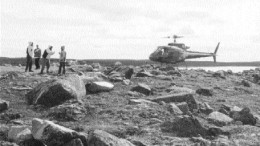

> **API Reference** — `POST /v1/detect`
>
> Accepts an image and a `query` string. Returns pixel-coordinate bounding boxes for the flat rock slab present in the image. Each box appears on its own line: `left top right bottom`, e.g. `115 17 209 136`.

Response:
87 129 135 146
26 74 86 107
151 92 197 110
86 81 114 93
208 111 233 126
131 83 152 96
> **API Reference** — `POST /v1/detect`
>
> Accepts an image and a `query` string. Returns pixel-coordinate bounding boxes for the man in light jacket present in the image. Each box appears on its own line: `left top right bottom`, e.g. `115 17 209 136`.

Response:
40 46 55 74
25 42 34 72
58 46 66 75
34 45 41 69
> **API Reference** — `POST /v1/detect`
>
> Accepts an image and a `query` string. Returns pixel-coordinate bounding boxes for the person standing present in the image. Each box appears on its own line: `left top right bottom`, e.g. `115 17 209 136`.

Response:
40 46 55 74
25 42 34 72
34 45 41 69
58 46 66 75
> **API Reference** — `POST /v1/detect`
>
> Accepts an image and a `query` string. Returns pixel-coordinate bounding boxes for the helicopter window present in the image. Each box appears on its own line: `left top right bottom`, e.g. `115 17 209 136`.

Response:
154 47 162 52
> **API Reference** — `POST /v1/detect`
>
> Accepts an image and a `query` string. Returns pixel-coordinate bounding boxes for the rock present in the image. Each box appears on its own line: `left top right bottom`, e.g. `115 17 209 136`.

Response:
208 111 233 126
48 101 93 121
128 99 156 105
122 79 131 85
159 66 175 71
241 80 251 87
151 92 197 111
226 70 233 74
167 103 183 115
230 107 256 125
196 87 213 96
81 72 104 84
131 83 152 96
150 70 162 75
86 81 114 93
210 137 233 146
135 72 153 77
124 68 134 79
213 70 226 79
165 86 195 94
19 139 45 146
32 118 87 146
155 75 173 81
8 125 32 142
108 72 124 82
0 125 9 140
0 141 19 146
160 115 207 137
252 74 260 83
167 70 182 77
91 63 101 69
114 61 122 67
87 129 135 146
0 99 9 112
190 137 211 146
69 65 94 72
64 138 84 146
199 102 214 115
254 114 260 127
26 74 86 107
176 102 190 115
126 91 144 97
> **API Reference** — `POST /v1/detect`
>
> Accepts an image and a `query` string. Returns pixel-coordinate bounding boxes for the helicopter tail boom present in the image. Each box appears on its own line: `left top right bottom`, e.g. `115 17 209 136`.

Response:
213 42 220 63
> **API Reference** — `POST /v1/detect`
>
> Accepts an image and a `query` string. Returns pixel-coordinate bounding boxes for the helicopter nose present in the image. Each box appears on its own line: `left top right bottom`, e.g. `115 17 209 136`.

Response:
149 53 156 61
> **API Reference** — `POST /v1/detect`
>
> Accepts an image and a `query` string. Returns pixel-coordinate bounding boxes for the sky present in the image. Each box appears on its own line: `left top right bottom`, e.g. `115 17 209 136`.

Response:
1 0 260 62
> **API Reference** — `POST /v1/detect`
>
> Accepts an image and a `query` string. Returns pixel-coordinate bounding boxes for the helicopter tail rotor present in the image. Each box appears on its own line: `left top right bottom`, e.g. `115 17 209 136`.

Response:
213 42 220 63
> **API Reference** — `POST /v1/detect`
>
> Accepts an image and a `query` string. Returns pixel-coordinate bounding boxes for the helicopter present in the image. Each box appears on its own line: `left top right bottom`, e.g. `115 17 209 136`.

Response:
149 35 220 64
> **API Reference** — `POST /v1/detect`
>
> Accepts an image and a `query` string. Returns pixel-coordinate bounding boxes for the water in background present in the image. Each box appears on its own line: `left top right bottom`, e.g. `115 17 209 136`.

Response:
180 66 259 73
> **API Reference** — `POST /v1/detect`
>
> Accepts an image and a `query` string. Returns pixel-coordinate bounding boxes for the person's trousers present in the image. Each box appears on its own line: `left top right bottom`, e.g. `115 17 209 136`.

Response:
58 62 66 74
35 58 40 69
25 56 32 72
40 58 50 73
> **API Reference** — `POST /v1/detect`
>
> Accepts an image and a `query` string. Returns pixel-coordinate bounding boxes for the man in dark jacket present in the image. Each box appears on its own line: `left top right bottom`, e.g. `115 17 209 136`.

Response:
25 42 34 72
34 45 41 69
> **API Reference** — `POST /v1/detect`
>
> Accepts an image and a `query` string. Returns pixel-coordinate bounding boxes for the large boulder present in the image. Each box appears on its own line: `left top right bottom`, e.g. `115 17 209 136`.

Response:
131 83 152 96
32 118 87 146
0 99 9 112
26 75 86 107
87 129 135 146
208 111 233 126
86 81 114 93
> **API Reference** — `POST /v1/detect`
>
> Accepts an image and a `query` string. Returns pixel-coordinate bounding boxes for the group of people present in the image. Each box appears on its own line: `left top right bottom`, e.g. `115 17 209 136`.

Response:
25 42 67 75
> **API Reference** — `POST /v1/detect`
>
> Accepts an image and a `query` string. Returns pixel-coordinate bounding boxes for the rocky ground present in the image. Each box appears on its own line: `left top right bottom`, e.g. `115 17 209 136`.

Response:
0 62 260 146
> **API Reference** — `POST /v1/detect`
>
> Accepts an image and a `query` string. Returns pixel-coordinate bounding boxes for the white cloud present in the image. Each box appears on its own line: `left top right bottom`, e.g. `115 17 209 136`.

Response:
1 0 260 61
